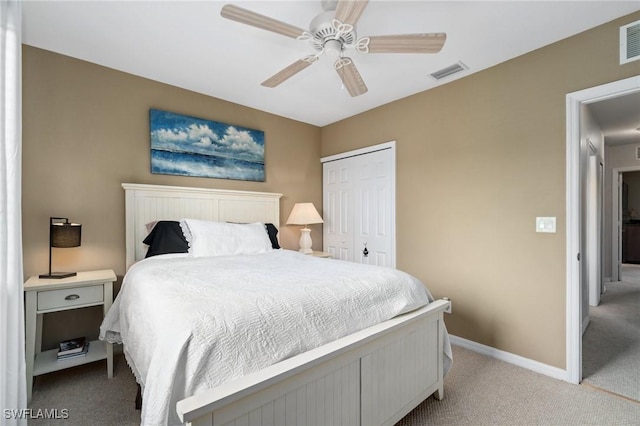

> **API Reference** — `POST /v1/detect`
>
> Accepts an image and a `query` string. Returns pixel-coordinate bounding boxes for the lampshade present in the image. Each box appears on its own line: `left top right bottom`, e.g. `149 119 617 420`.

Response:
39 217 82 279
52 221 82 247
286 203 323 226
287 203 323 255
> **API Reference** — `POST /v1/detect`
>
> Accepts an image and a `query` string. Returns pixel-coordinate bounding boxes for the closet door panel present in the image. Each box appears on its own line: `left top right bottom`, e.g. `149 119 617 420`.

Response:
323 158 355 261
354 150 393 267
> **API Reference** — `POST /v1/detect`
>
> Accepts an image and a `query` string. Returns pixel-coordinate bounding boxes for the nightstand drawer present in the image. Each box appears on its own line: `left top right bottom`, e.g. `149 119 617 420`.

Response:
37 284 103 311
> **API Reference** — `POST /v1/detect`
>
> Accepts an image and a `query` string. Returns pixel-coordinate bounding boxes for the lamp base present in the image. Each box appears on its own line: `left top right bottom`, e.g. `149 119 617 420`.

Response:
298 227 313 254
39 272 77 279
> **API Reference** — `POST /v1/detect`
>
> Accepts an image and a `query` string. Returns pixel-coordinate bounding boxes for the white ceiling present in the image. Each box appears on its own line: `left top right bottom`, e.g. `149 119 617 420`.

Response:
588 92 640 146
22 0 640 127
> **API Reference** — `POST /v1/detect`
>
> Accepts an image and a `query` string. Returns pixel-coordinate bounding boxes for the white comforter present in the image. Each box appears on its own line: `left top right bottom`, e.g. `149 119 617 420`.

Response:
100 250 436 425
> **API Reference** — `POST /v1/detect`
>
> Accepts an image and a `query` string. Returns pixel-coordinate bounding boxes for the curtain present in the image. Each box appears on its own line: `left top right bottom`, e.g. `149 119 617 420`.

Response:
0 1 27 424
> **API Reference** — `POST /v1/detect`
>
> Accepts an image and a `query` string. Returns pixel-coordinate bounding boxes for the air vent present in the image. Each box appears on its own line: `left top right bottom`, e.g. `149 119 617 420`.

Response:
620 20 640 64
636 145 640 160
429 61 468 81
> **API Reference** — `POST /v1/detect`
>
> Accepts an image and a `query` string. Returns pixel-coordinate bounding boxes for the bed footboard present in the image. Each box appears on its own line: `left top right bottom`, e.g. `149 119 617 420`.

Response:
177 299 450 426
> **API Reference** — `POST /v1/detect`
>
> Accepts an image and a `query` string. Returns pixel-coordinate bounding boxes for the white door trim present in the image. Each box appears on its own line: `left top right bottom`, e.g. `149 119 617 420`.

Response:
321 140 396 163
565 75 640 384
587 152 603 307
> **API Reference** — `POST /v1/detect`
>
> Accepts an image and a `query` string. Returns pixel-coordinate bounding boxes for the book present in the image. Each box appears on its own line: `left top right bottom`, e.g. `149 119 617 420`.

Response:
57 341 90 360
58 337 87 356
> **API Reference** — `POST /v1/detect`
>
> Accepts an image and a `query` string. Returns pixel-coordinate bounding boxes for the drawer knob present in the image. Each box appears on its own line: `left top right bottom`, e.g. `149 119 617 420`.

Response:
64 294 80 301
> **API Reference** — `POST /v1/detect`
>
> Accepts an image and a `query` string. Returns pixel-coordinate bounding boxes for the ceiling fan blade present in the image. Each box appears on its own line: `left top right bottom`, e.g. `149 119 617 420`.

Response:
334 57 368 97
221 4 306 39
334 0 369 26
261 57 316 88
363 33 447 54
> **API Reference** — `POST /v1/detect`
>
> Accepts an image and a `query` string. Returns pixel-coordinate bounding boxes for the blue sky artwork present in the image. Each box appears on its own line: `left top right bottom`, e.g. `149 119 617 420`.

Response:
149 109 265 181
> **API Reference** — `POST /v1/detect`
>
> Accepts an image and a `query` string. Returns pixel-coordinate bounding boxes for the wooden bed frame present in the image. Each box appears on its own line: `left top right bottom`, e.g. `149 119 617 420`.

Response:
122 183 450 426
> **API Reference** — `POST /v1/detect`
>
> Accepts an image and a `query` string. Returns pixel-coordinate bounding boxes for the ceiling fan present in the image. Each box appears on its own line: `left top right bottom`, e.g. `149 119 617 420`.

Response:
220 0 446 97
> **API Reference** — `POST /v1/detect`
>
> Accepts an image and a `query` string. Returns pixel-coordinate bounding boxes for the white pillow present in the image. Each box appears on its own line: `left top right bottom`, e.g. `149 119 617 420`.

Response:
180 219 273 257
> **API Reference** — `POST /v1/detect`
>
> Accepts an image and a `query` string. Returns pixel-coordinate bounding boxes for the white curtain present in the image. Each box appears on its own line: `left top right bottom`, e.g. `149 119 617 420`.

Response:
1 1 27 424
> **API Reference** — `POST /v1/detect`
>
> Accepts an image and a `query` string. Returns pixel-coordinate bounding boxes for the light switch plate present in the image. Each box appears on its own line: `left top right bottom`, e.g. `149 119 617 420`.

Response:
536 217 556 233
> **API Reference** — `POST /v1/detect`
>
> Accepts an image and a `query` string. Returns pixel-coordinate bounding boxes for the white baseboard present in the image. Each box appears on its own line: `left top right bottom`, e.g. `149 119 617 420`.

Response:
449 335 568 381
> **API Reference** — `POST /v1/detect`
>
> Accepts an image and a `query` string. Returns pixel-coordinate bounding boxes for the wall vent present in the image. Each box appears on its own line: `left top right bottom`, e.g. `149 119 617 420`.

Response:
620 20 640 64
429 61 468 81
636 145 640 160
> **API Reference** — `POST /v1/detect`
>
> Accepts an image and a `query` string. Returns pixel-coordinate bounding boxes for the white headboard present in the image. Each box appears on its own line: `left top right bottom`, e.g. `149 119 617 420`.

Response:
122 183 282 269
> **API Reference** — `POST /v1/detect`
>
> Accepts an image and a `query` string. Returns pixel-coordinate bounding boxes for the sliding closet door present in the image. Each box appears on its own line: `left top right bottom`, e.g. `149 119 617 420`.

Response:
322 142 396 268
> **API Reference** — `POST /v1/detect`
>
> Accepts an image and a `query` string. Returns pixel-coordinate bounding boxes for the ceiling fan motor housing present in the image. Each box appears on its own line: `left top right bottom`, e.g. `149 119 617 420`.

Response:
309 10 356 51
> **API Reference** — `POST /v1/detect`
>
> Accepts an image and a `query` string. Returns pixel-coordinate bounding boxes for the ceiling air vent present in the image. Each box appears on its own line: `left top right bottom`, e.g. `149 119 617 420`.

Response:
620 20 640 64
430 61 468 81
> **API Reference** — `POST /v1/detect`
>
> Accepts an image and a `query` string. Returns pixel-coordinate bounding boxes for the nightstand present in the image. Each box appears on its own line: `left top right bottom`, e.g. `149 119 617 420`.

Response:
24 269 117 401
309 251 332 258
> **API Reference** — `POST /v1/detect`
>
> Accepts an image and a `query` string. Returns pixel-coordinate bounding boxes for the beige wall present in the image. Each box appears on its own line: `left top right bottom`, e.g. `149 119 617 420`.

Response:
22 46 322 348
320 12 640 368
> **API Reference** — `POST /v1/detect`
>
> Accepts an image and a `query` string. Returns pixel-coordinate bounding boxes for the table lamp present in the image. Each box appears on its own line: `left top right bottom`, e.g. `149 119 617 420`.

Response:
286 203 323 254
39 217 82 279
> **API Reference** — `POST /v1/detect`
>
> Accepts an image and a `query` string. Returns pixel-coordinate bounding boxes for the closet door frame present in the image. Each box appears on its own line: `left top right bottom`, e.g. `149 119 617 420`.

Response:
321 141 396 268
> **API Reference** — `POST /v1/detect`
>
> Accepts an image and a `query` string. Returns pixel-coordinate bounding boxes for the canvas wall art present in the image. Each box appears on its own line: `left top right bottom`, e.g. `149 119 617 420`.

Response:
149 109 265 181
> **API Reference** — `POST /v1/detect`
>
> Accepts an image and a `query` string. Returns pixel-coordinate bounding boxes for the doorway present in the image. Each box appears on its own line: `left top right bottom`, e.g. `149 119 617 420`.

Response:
565 75 640 384
613 169 640 279
582 168 640 401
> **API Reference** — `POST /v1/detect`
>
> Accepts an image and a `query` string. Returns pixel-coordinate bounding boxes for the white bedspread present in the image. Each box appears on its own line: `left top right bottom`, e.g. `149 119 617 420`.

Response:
100 250 438 425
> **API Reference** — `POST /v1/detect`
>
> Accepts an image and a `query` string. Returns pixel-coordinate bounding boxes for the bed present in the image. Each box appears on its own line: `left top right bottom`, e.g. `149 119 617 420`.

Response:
101 183 451 426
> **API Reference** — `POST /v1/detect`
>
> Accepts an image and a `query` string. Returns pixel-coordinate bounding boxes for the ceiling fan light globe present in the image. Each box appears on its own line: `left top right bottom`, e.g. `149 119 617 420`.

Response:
324 39 342 59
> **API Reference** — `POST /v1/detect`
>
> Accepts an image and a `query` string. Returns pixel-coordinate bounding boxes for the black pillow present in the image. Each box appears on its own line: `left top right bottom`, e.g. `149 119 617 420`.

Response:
143 221 189 258
265 223 280 249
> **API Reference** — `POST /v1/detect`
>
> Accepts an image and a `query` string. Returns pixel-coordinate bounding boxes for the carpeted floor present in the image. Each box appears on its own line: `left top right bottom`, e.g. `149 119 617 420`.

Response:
28 352 139 425
28 345 640 425
397 345 639 425
582 264 640 402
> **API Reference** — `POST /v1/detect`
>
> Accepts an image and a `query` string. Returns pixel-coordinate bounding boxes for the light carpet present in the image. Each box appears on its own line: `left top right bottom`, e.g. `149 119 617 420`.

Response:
582 264 640 402
397 346 639 425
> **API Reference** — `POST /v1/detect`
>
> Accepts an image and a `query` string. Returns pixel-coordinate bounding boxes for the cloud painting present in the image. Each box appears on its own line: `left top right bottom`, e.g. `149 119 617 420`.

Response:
149 109 265 181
